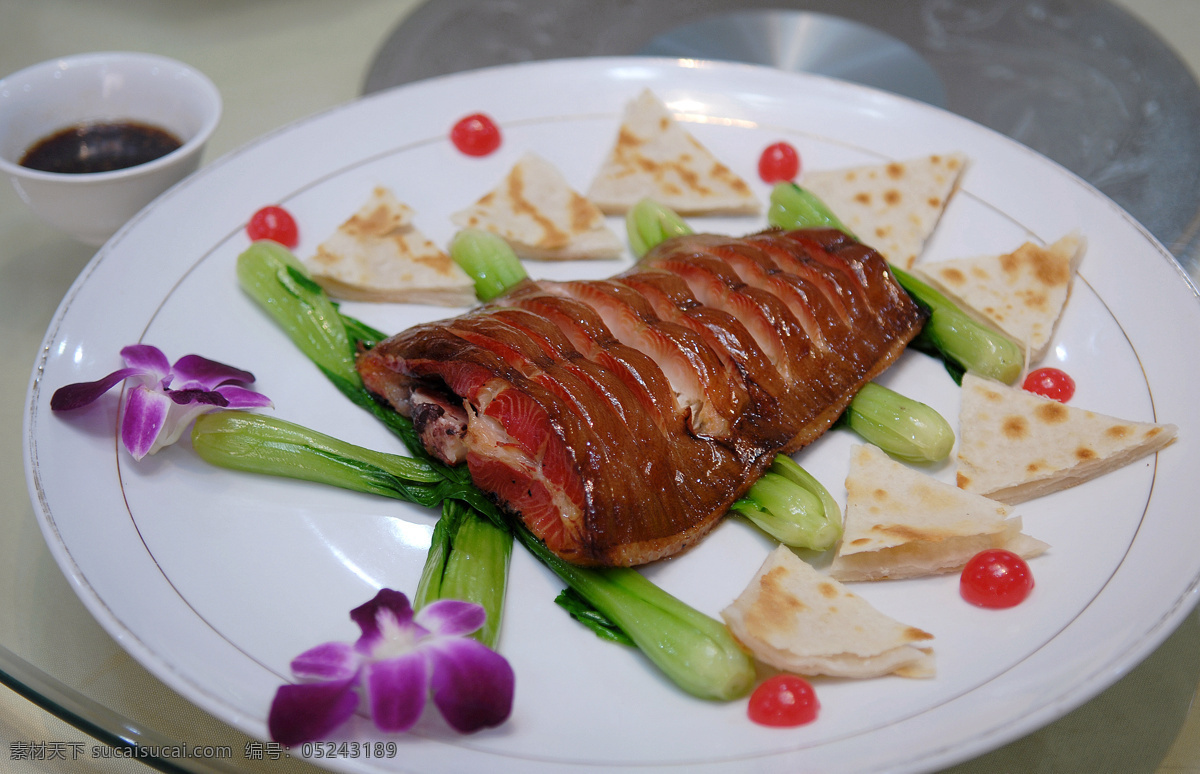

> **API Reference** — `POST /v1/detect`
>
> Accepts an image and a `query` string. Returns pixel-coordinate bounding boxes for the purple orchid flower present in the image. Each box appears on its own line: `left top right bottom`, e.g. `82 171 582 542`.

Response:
50 344 271 460
268 589 514 746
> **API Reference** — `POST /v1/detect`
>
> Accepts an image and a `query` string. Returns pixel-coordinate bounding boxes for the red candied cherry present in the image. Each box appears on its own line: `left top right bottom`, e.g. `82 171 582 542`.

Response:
748 674 819 727
247 205 299 249
960 549 1034 609
1023 367 1075 402
451 113 502 157
758 141 801 183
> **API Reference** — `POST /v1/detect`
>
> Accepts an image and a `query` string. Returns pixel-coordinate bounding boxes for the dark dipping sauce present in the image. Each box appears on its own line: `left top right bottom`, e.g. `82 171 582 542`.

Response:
19 121 183 175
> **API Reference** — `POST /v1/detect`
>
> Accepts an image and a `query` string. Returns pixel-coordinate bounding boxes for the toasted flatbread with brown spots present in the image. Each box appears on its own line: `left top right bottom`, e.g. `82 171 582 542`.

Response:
307 186 475 305
830 444 1047 582
451 152 622 261
801 153 966 269
722 545 935 678
956 373 1177 504
586 89 760 216
915 233 1083 362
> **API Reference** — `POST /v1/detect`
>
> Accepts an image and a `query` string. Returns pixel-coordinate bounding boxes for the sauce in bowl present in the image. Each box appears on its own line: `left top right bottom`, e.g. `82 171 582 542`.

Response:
19 121 183 175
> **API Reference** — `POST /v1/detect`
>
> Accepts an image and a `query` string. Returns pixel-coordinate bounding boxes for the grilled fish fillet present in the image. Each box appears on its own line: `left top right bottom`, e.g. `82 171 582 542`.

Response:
358 228 926 566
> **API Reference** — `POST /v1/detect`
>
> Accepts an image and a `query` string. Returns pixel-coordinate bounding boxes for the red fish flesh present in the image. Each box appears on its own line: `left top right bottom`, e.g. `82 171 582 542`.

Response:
357 228 925 566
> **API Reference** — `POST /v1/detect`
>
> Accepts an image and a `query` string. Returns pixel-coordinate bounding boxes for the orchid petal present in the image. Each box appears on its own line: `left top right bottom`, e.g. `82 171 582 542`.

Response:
426 637 514 733
50 368 145 411
119 345 171 379
171 353 257 390
290 642 359 681
213 384 273 409
351 589 415 644
415 599 487 638
121 385 171 460
364 652 429 733
267 678 359 747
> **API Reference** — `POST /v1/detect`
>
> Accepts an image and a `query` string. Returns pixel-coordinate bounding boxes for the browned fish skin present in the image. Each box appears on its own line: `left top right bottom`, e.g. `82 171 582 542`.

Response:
357 228 926 566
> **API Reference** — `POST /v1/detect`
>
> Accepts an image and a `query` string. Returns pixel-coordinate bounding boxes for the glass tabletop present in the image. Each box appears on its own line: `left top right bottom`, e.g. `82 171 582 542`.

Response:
2 1 1200 772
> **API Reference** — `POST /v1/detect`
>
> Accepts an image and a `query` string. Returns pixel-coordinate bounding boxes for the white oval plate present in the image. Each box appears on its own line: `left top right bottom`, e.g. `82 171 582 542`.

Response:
24 58 1200 773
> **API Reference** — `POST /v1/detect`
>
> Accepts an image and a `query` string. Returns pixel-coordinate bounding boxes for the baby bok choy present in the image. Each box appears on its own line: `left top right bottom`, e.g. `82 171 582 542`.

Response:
449 228 529 302
191 411 442 504
766 181 857 238
731 455 841 551
626 197 694 257
236 240 358 386
888 265 1023 385
840 382 955 464
416 499 513 648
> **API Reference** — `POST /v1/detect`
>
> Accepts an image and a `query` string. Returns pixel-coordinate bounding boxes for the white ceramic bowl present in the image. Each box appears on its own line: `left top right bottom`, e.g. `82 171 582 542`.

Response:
0 52 221 246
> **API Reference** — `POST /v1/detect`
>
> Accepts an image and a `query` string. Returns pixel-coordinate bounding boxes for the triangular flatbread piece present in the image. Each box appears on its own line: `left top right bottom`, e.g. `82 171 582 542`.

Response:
722 545 935 679
802 153 966 269
956 373 1177 504
915 233 1084 362
586 89 759 216
307 186 474 305
830 444 1048 581
451 152 622 261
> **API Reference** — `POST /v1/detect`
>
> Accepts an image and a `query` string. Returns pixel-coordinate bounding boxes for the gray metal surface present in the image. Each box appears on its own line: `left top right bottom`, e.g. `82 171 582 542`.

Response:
639 10 947 108
364 0 1200 274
